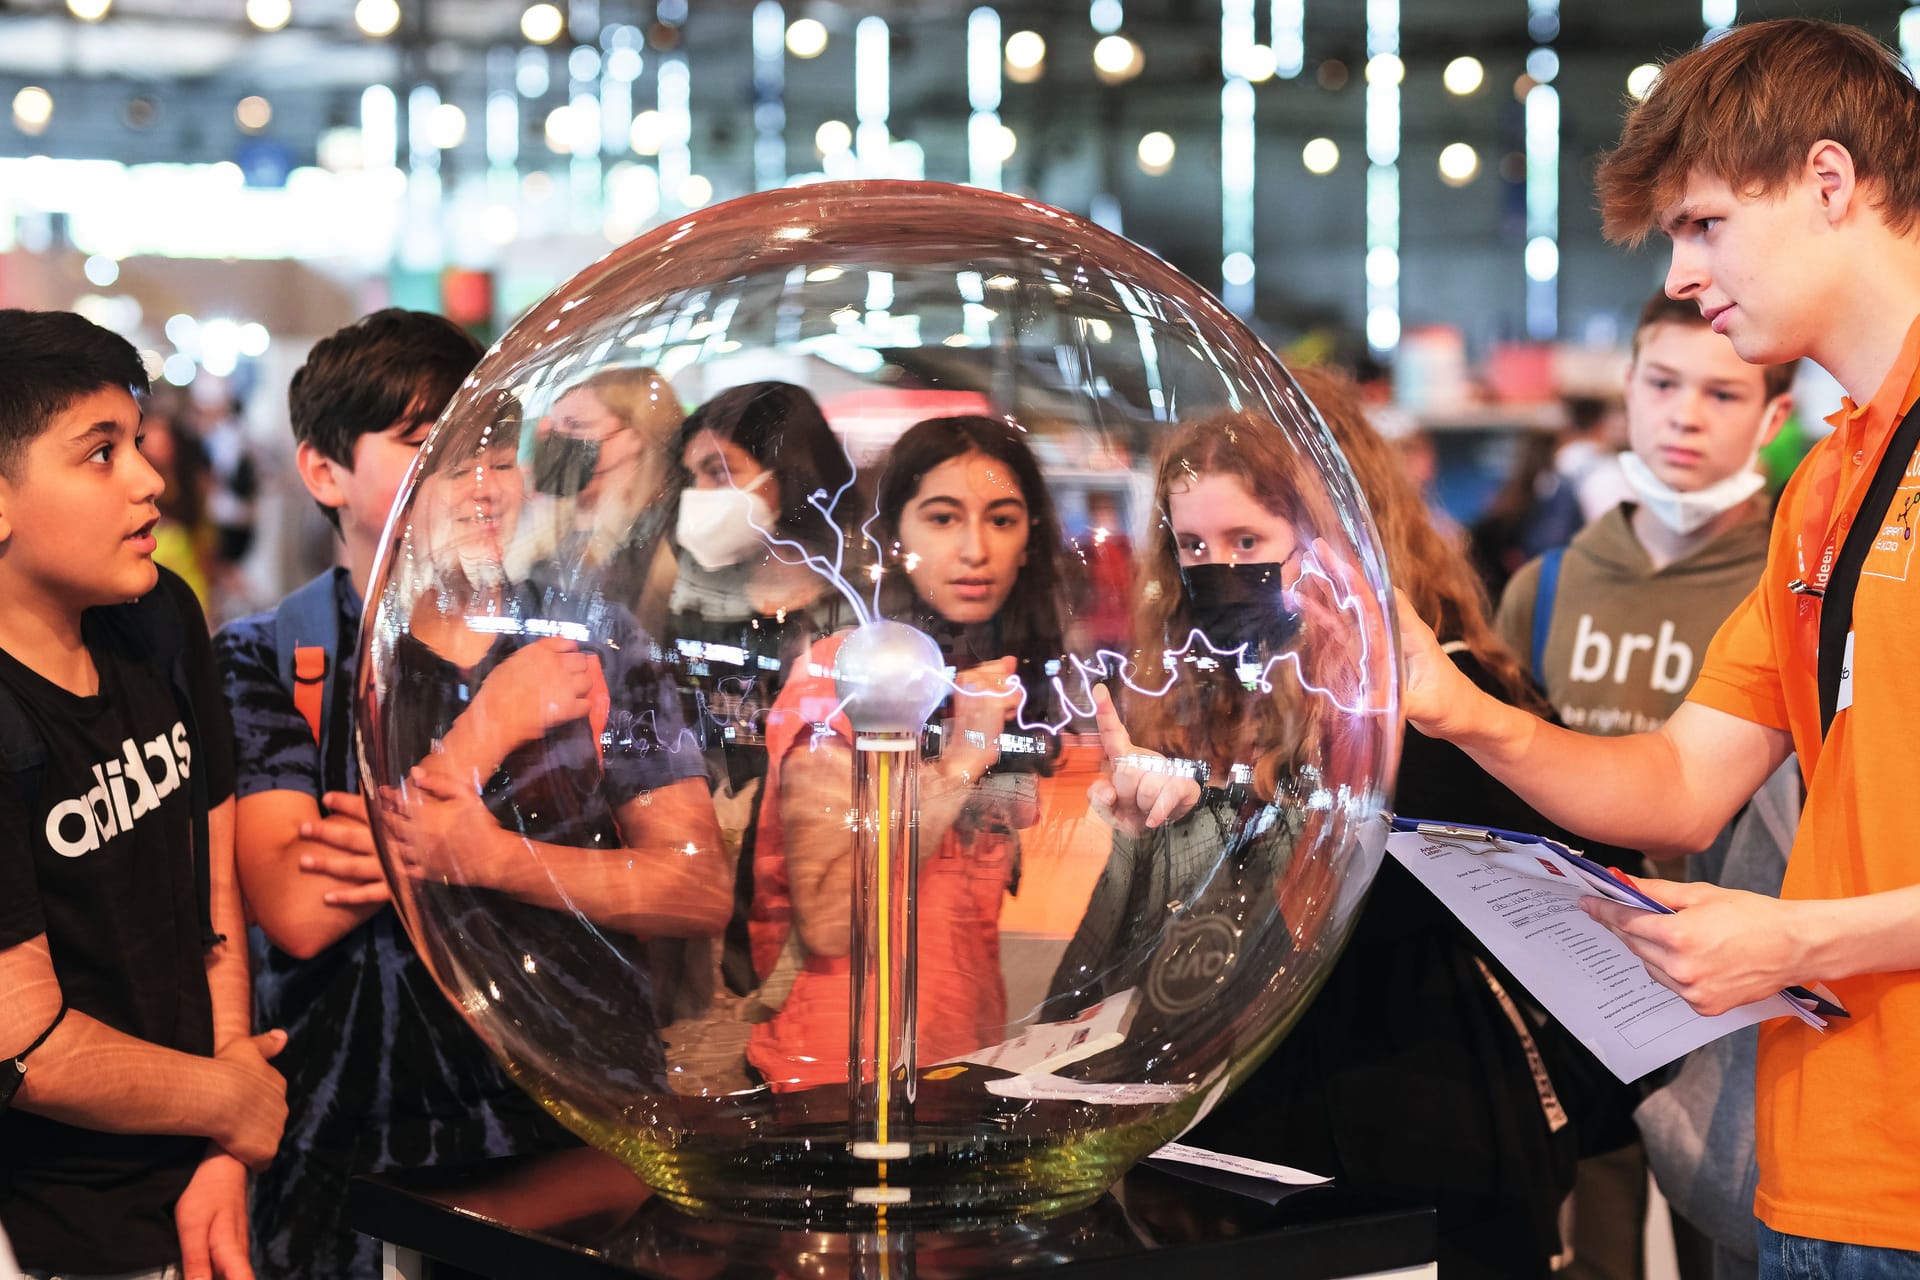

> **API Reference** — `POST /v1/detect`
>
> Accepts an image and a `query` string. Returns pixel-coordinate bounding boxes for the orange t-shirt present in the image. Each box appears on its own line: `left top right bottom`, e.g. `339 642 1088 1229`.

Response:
1687 314 1920 1250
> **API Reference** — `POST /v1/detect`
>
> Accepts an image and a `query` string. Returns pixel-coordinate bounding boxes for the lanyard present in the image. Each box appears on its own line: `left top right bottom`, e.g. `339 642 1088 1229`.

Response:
1789 402 1920 736
1794 397 1920 592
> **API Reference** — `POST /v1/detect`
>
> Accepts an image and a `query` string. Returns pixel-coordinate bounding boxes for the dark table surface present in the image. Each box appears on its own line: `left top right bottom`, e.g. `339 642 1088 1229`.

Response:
352 1149 1436 1280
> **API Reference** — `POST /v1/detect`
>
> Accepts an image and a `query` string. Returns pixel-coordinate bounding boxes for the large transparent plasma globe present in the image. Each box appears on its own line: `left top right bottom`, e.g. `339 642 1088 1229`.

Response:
358 181 1400 1227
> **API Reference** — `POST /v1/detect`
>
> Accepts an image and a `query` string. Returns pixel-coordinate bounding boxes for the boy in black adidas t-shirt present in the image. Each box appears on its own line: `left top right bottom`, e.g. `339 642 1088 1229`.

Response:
0 309 287 1280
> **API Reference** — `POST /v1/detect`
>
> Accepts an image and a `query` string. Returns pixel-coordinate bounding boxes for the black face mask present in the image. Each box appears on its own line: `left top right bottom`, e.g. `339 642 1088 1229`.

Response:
1179 561 1303 656
531 434 600 497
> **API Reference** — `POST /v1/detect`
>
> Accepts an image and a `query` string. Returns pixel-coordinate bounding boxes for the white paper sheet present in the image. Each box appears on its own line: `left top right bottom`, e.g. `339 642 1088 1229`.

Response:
943 988 1136 1075
1147 1142 1330 1186
1387 828 1806 1082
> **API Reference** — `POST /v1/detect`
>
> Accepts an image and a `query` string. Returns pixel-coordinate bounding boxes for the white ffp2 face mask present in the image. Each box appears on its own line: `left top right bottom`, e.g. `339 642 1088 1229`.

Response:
1619 450 1766 536
675 472 776 570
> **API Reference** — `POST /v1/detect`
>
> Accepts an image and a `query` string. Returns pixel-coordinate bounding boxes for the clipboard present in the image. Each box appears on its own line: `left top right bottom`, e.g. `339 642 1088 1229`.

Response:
1389 815 1848 1022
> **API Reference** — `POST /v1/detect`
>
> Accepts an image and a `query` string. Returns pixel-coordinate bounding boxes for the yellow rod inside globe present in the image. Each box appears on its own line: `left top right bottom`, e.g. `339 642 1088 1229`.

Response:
877 747 893 1154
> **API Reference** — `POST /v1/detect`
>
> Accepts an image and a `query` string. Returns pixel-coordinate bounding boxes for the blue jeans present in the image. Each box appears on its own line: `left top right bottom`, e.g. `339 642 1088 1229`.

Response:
1759 1224 1920 1280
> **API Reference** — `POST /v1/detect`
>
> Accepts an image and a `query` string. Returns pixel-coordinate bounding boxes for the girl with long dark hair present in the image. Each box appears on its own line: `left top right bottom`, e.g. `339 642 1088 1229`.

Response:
745 415 1065 1089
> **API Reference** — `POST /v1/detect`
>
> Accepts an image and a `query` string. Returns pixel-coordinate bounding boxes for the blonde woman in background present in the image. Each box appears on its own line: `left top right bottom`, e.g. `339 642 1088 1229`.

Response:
515 365 684 635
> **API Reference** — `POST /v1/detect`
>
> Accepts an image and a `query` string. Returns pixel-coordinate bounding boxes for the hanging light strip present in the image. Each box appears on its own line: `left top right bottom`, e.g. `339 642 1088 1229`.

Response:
1703 0 1735 41
752 2 787 190
855 16 890 178
1523 0 1559 340
1271 0 1303 79
967 8 1004 190
1221 0 1257 315
1364 0 1400 352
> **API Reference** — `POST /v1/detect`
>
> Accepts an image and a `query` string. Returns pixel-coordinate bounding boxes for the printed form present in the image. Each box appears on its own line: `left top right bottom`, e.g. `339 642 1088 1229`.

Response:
1387 828 1812 1082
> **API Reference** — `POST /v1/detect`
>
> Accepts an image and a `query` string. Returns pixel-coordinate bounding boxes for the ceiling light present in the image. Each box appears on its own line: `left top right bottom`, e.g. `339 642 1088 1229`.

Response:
1302 136 1339 175
1004 30 1045 70
1092 35 1142 84
354 0 399 38
245 0 291 31
1524 236 1559 282
815 119 852 153
1443 56 1484 95
786 18 828 59
606 45 642 81
1239 45 1278 83
12 87 53 134
522 3 563 45
1136 130 1175 175
235 95 272 132
544 105 576 153
67 0 110 21
1438 142 1479 186
1365 246 1398 287
630 109 664 155
1367 307 1400 350
425 102 466 149
679 174 713 208
1627 63 1660 100
1365 54 1404 86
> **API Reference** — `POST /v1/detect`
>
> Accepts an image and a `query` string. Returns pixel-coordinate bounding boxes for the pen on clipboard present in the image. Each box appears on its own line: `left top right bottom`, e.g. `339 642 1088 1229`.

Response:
1389 814 1850 1019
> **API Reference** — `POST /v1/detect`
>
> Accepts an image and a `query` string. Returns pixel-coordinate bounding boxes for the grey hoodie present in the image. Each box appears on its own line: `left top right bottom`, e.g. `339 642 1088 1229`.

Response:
1496 498 1772 735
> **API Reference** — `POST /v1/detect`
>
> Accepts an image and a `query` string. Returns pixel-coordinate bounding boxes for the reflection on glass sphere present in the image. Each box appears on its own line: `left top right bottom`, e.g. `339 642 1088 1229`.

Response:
359 181 1399 1228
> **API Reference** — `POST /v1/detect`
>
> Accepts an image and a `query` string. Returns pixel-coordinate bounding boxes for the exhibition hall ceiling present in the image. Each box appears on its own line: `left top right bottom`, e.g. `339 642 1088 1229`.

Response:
0 0 1817 130
0 0 1898 341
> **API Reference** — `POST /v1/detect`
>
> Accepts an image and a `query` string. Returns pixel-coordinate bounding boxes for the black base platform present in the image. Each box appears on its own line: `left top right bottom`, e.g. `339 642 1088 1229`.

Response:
351 1149 1436 1279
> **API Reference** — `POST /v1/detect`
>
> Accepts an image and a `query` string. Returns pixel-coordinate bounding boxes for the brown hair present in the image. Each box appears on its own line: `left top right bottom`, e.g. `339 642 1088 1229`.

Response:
1630 292 1798 399
1596 19 1920 247
1290 367 1546 715
1123 412 1351 801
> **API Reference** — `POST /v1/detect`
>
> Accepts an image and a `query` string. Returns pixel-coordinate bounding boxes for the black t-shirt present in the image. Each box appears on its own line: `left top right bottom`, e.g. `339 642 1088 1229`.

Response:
0 569 235 1273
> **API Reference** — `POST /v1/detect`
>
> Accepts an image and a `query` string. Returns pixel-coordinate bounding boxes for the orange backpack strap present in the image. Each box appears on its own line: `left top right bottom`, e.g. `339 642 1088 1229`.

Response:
291 645 328 745
274 570 348 791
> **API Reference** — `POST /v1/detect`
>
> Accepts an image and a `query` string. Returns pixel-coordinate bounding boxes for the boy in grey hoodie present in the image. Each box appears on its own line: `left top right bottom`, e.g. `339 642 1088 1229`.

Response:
1496 290 1797 1280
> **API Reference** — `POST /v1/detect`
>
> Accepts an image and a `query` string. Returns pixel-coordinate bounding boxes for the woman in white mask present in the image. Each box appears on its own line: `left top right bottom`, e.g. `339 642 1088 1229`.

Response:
655 384 865 1006
666 383 861 761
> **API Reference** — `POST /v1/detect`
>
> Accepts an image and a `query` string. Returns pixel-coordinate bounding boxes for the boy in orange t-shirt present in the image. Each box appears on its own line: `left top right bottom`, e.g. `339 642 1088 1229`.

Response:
1399 19 1920 1277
